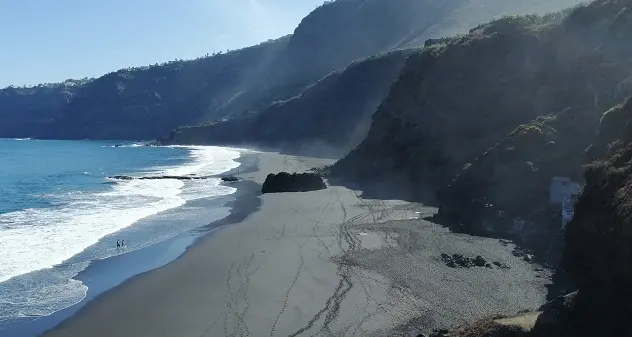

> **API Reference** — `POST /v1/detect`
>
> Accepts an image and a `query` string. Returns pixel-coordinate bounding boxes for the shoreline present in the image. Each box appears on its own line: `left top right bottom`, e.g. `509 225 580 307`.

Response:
0 151 261 337
41 151 550 337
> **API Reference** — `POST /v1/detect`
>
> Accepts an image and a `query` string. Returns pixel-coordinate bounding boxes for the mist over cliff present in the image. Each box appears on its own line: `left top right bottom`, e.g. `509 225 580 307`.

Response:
0 0 585 141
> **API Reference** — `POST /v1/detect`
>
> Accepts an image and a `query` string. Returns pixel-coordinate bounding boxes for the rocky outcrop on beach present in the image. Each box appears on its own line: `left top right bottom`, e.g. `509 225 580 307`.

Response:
440 253 493 269
261 172 326 194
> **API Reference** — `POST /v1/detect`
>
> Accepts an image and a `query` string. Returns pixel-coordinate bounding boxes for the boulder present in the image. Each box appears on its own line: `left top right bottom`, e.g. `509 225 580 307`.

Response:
441 253 491 269
261 172 326 194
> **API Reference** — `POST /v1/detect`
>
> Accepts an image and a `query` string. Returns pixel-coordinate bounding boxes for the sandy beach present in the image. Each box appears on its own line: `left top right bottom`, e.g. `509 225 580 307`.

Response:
43 151 550 337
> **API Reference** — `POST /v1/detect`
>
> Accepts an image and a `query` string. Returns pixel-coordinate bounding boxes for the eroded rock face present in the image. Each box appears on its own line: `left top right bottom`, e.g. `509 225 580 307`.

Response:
334 0 632 206
435 107 598 261
407 80 632 337
333 0 632 269
261 172 326 194
559 99 632 336
518 98 632 337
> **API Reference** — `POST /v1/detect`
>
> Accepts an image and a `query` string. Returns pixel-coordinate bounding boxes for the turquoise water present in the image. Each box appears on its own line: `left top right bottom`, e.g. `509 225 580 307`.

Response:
0 139 240 322
0 139 188 214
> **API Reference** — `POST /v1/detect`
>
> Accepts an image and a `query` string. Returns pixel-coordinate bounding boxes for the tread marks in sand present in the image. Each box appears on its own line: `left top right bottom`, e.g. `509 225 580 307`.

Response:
287 188 372 336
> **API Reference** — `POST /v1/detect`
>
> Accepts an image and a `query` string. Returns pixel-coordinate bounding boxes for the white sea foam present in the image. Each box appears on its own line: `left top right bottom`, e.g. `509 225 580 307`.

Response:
0 146 240 284
0 145 242 324
0 179 184 283
115 143 146 148
162 146 241 176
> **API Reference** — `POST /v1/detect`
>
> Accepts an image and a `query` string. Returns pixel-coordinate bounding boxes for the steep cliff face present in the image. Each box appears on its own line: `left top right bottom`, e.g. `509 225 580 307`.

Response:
0 38 288 140
556 97 632 336
56 38 288 140
588 97 632 158
0 81 85 138
162 51 411 157
432 1 632 252
435 107 599 259
419 96 632 337
334 1 632 204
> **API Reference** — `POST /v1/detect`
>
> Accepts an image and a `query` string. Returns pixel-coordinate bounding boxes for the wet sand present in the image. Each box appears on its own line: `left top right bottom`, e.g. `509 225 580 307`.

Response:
43 151 550 337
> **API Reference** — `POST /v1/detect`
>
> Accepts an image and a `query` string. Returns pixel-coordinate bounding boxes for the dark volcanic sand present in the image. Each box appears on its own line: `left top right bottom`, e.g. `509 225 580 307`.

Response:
43 152 549 337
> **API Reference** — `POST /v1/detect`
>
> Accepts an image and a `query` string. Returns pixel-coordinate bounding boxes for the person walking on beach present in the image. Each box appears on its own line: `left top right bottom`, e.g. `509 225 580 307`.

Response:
121 239 125 247
117 240 120 248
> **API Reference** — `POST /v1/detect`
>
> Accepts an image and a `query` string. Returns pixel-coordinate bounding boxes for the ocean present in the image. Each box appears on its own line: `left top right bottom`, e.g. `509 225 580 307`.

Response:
0 139 241 325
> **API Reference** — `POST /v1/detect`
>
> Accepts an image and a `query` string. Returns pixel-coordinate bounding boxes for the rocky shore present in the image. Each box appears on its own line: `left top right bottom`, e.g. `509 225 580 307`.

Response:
425 97 632 337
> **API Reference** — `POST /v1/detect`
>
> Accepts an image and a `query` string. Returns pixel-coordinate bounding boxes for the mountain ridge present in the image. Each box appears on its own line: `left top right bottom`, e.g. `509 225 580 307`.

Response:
0 0 586 141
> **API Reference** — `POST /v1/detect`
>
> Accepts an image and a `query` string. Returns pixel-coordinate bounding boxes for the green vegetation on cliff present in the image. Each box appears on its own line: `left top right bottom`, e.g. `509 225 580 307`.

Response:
162 50 412 157
416 96 632 337
435 107 599 261
557 98 632 336
0 38 288 140
334 0 632 243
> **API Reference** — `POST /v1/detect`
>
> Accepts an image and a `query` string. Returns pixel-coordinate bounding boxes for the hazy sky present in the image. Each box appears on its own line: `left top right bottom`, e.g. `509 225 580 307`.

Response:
0 0 325 87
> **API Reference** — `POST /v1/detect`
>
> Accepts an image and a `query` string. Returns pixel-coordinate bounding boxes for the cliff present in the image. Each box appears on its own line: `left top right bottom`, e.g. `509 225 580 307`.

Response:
0 80 86 138
334 0 632 218
552 96 632 336
161 50 411 157
423 96 632 337
434 107 599 261
0 38 288 140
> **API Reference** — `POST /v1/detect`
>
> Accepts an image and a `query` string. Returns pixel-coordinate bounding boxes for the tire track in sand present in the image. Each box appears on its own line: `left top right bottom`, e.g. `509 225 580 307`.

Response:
286 188 370 336
269 241 306 337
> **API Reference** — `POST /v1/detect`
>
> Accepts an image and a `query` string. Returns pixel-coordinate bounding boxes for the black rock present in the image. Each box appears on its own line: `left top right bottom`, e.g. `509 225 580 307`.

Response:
452 254 474 268
429 328 450 337
221 176 240 182
261 172 326 194
441 253 492 269
493 261 510 269
473 255 487 267
512 248 526 257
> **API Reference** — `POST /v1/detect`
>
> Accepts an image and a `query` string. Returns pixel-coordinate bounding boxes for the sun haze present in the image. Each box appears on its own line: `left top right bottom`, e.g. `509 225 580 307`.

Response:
0 0 325 87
